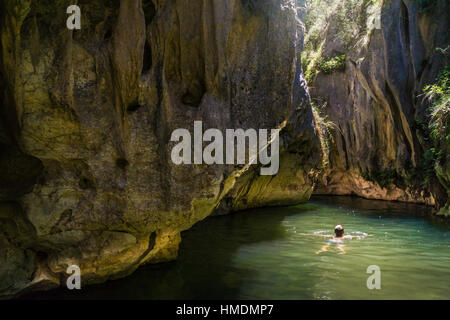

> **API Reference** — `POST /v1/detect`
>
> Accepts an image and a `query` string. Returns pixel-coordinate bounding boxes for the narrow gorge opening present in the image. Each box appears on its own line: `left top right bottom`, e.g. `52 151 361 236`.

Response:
142 0 155 74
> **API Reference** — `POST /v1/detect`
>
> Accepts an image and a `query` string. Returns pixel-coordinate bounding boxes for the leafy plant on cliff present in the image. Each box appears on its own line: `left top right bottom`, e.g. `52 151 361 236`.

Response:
303 53 346 83
317 54 346 74
302 48 322 83
302 0 381 83
361 169 400 189
402 150 437 190
423 64 450 167
408 63 450 193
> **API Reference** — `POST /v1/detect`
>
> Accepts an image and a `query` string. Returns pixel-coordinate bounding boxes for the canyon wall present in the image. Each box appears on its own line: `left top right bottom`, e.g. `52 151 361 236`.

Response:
303 0 449 212
0 0 322 297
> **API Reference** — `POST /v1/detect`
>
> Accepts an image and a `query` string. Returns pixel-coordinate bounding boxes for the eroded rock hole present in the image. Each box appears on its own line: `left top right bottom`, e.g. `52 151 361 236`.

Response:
79 177 94 190
127 101 141 113
116 158 129 170
35 251 48 263
181 83 206 108
104 28 113 40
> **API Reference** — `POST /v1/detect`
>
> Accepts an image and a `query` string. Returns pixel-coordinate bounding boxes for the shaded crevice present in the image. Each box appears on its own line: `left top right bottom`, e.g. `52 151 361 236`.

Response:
341 125 350 170
0 63 44 199
181 83 205 107
134 231 157 266
384 81 412 162
104 28 113 41
127 100 141 113
142 40 152 73
416 58 429 82
116 158 129 170
142 0 155 74
143 0 156 25
79 177 95 190
400 1 410 53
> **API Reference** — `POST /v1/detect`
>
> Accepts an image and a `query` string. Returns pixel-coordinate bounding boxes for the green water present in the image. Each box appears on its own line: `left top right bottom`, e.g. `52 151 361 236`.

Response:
30 196 449 300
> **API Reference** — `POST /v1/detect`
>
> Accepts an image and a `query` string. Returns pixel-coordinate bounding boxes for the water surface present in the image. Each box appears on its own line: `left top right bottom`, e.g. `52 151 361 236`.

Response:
29 196 450 300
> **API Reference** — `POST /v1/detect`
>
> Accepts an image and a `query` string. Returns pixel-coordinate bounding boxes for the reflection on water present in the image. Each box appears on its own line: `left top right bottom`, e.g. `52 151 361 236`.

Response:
26 196 449 300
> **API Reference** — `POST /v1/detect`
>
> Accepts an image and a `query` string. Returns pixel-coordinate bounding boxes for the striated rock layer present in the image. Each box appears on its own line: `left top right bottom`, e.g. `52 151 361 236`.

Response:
303 0 449 210
0 0 322 297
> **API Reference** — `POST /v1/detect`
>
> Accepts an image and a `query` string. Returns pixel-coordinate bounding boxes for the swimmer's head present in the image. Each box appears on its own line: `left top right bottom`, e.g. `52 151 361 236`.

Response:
334 225 344 237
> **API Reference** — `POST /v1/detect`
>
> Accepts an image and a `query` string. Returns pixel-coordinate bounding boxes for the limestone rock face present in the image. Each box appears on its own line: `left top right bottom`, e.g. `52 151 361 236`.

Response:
0 0 322 297
305 0 449 208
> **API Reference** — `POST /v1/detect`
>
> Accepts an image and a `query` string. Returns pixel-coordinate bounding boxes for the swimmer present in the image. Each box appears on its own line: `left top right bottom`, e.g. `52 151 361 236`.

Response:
300 225 372 254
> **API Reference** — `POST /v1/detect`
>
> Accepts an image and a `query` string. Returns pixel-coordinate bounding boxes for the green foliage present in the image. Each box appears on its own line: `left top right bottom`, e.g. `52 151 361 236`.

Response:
405 64 450 190
361 169 400 189
361 155 438 190
302 54 346 83
317 55 346 74
302 0 381 83
423 64 450 166
423 65 450 96
304 0 380 45
403 151 437 189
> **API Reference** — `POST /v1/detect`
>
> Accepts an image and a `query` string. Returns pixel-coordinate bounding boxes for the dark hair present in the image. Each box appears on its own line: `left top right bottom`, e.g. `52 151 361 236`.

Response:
334 225 344 237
